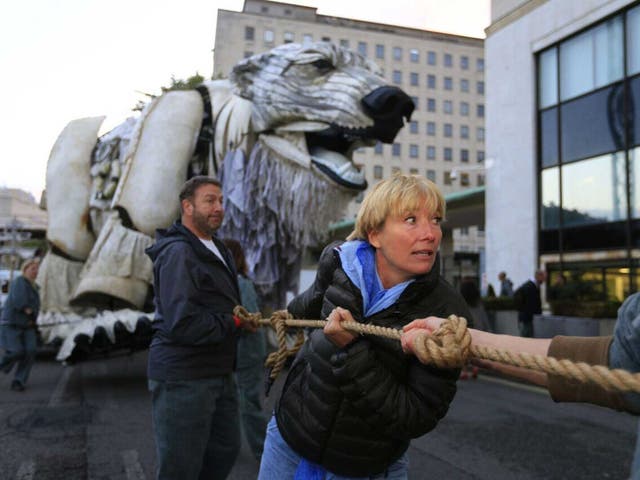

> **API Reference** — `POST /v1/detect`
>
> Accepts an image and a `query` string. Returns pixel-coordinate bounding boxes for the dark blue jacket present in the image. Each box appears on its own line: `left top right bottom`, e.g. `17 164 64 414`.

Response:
0 275 40 329
145 221 240 381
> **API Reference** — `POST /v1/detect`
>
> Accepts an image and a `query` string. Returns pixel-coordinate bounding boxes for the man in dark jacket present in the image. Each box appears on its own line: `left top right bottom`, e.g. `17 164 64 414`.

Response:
145 176 255 480
514 270 547 337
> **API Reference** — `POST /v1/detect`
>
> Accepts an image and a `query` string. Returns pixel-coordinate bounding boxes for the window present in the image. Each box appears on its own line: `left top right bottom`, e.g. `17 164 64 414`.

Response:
264 29 275 43
477 174 485 186
374 142 383 154
477 81 485 95
444 53 452 67
393 47 402 61
340 39 350 48
284 31 294 43
444 147 452 161
374 165 383 179
460 125 469 139
245 26 255 41
629 6 640 75
427 169 436 182
303 34 313 44
358 41 367 57
477 58 485 72
427 146 436 160
409 121 418 134
261 5 269 13
460 149 469 162
376 44 385 59
427 121 436 136
461 55 469 70
392 166 401 174
427 98 436 112
477 150 485 163
538 48 558 108
410 49 419 63
243 51 254 58
444 171 453 185
444 123 453 137
477 104 485 118
444 100 453 114
410 96 419 109
460 173 470 186
410 167 419 175
410 72 419 86
444 77 453 90
392 143 401 156
559 16 623 101
410 144 419 158
427 74 436 89
427 51 436 65
477 127 485 141
392 70 402 84
460 102 469 116
460 79 469 92
321 36 331 42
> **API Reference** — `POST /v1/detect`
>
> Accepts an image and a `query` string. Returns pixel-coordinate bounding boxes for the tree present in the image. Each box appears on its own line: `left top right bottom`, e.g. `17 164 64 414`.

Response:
133 72 208 112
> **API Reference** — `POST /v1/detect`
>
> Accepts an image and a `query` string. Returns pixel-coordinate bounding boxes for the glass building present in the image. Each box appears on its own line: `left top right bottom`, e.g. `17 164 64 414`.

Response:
537 4 640 301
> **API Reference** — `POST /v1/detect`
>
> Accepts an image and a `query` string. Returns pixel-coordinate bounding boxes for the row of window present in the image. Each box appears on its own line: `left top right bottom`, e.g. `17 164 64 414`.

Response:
404 120 486 138
371 165 485 187
243 26 484 71
392 71 485 91
375 143 485 162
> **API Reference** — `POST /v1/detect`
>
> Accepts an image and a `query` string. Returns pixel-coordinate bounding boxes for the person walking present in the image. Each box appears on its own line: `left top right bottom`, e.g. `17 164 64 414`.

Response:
513 270 546 337
145 176 256 480
222 238 268 463
258 174 472 479
498 271 514 297
0 258 40 392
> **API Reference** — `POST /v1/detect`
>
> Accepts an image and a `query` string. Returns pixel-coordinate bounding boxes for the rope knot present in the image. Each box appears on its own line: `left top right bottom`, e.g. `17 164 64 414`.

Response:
233 305 261 329
412 315 471 368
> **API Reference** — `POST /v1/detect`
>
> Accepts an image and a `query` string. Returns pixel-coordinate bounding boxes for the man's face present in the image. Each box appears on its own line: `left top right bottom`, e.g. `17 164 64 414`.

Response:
184 184 224 238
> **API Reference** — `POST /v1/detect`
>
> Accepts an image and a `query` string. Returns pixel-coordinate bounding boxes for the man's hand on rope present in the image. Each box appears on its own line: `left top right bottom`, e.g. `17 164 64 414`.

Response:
324 307 359 348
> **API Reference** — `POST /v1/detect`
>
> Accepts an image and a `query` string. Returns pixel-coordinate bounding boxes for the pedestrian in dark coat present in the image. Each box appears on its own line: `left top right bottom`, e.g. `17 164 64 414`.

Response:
0 258 40 391
258 174 472 479
514 270 547 338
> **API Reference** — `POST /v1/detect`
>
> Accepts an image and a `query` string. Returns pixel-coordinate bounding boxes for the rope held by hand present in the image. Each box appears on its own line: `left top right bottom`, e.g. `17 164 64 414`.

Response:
233 306 640 394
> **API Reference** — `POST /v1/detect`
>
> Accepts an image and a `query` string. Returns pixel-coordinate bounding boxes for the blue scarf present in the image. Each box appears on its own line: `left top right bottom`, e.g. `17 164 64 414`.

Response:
339 240 414 317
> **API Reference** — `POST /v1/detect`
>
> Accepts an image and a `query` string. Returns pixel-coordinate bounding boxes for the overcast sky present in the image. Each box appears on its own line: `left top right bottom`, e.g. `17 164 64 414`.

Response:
0 0 490 202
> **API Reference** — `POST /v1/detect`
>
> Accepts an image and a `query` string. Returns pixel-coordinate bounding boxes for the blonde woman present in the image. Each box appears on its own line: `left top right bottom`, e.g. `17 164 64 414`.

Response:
0 258 40 391
258 174 472 479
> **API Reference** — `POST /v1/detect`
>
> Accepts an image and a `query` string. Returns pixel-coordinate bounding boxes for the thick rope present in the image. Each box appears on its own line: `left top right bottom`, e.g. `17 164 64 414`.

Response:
233 306 640 394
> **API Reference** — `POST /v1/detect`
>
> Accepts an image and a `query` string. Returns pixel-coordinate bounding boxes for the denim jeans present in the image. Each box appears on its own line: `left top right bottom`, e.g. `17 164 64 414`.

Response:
148 375 240 480
258 416 409 480
0 325 37 386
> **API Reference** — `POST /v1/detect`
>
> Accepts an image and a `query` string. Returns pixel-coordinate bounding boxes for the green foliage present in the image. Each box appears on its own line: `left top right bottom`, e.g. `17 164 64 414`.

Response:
483 295 517 311
161 73 207 93
549 299 621 318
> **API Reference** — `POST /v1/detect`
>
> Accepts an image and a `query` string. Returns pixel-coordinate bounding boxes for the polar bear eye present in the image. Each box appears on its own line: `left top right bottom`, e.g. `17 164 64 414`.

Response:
311 58 334 73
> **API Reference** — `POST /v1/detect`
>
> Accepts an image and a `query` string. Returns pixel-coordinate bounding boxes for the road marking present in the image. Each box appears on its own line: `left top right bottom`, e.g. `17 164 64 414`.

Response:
16 459 35 480
121 449 146 480
480 374 548 395
48 365 74 407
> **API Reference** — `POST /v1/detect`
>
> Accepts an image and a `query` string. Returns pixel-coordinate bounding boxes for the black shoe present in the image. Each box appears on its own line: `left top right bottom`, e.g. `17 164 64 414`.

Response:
10 381 24 392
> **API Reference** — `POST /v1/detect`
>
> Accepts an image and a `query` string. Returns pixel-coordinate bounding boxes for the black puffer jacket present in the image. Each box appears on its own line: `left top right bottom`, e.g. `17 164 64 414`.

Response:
276 242 473 477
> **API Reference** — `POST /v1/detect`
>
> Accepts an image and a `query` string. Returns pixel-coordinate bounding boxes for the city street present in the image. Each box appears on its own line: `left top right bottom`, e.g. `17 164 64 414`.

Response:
0 349 635 479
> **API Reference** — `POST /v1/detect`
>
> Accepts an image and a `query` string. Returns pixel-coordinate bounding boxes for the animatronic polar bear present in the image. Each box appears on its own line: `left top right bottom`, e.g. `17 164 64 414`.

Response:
37 42 414 360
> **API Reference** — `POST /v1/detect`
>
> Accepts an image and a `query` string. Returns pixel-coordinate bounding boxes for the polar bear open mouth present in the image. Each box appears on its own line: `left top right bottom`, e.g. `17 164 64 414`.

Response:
263 119 404 191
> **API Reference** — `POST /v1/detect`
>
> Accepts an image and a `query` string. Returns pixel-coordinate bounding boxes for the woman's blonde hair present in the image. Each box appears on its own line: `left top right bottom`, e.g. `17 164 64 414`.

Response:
347 174 446 241
20 257 40 275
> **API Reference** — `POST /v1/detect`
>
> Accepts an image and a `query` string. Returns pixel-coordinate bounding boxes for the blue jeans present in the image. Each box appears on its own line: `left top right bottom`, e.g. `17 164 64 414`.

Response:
148 375 240 480
258 416 409 480
0 325 37 386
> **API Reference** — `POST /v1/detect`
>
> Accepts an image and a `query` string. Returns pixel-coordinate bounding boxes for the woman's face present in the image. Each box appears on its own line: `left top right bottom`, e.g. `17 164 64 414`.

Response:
368 203 442 289
24 262 39 281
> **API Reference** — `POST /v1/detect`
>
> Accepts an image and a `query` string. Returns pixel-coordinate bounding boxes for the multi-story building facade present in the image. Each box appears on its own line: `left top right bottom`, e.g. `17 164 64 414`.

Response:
213 0 486 219
486 0 640 302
